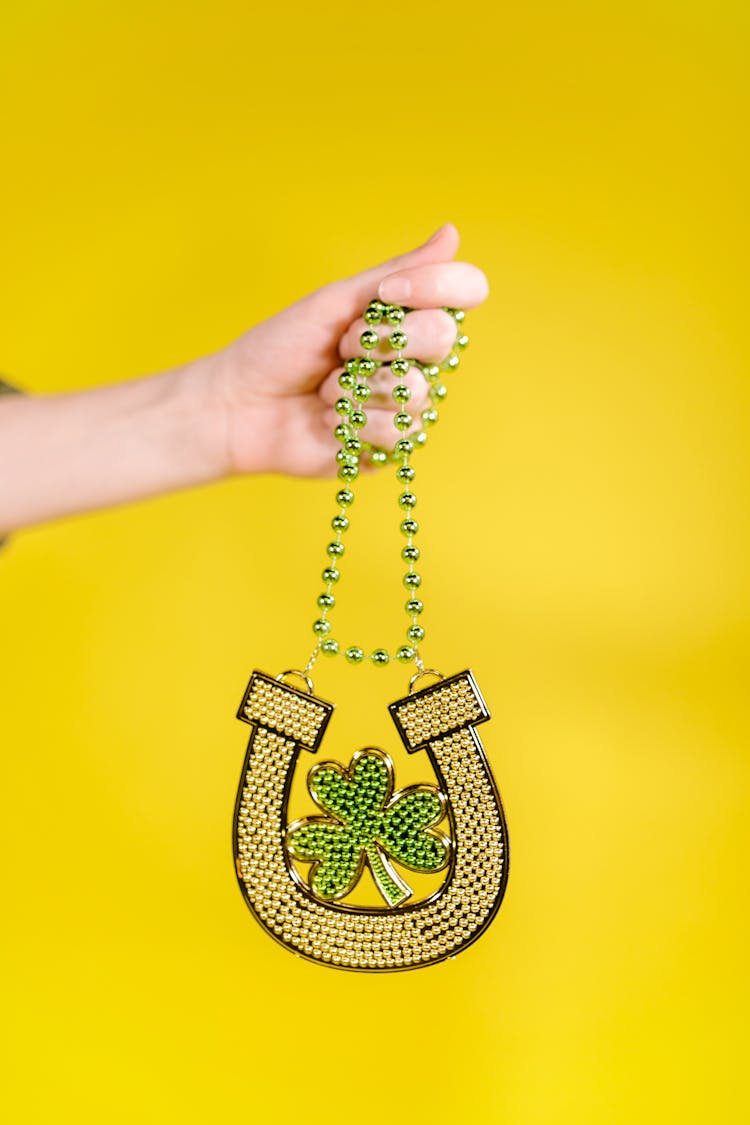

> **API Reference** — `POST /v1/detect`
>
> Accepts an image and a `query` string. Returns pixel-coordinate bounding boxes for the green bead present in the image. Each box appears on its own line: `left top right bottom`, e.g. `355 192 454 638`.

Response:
345 646 364 664
456 333 469 349
322 566 340 583
425 364 441 382
391 358 410 377
344 437 362 454
338 371 356 391
407 624 425 643
350 410 367 429
405 598 424 615
396 645 415 663
344 358 360 374
422 407 439 426
313 619 331 636
415 431 428 447
452 309 465 323
321 638 339 656
395 438 414 456
370 648 390 666
334 422 351 442
370 448 388 466
394 412 412 431
389 330 408 351
353 383 371 403
331 515 349 532
336 449 356 466
360 329 379 350
402 545 420 562
358 358 376 375
318 592 335 609
338 464 359 482
429 383 447 402
403 572 422 589
385 306 405 326
400 518 418 536
327 542 344 557
397 464 415 483
368 298 386 313
399 491 417 509
336 489 354 507
364 307 382 326
335 397 352 415
392 384 411 404
446 353 460 370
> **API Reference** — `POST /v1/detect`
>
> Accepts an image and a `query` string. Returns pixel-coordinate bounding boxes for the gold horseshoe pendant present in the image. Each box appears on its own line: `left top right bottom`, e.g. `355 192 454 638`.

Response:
233 669 509 971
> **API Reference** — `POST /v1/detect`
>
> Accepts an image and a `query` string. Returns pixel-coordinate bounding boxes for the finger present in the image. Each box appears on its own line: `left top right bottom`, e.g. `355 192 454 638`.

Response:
305 224 460 332
338 309 457 364
319 365 430 413
378 261 489 310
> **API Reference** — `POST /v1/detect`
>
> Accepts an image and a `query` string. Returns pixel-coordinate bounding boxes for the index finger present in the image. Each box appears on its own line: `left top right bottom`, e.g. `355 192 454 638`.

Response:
378 261 489 310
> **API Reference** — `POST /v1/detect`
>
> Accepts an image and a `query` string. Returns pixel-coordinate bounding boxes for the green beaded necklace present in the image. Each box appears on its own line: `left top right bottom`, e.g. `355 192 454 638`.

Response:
231 299 509 972
307 299 467 673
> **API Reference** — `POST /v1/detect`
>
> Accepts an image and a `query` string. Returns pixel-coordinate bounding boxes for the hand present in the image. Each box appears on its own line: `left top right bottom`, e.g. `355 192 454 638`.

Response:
207 224 489 477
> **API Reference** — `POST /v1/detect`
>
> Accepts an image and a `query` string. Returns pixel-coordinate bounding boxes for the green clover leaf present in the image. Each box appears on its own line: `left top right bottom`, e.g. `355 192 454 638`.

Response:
285 748 450 907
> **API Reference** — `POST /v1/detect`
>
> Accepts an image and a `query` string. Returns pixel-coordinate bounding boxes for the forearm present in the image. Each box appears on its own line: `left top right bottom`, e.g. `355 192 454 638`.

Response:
0 358 229 535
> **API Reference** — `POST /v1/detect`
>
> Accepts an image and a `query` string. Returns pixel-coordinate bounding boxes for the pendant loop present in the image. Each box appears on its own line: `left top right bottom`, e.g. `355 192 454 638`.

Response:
276 669 315 695
408 668 444 694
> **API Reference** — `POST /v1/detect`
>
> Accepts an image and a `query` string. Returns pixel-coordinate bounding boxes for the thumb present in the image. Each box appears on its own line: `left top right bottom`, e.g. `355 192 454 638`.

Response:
315 224 460 330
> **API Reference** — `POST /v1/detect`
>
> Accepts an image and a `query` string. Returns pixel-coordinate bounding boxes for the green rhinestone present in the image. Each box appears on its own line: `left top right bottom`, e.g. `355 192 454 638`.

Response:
313 619 331 636
327 542 344 557
394 412 412 431
338 371 356 391
345 437 362 454
370 649 390 666
402 545 420 562
331 515 349 532
403 572 422 589
400 518 418 536
370 448 388 466
322 566 340 583
350 410 367 429
358 358 376 375
395 438 414 456
422 407 439 426
335 397 352 415
364 307 382 325
399 491 417 509
345 646 364 664
360 329 379 350
385 306 405 326
392 384 411 404
336 489 354 507
397 464 415 483
407 624 425 643
318 592 335 609
344 358 360 374
405 598 423 615
390 358 410 377
338 464 358 482
353 383 371 403
395 645 415 663
390 330 408 350
456 333 469 349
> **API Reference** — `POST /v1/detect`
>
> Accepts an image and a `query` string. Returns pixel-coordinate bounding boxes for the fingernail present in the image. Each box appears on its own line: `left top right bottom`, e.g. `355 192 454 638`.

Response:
426 225 444 244
379 277 412 303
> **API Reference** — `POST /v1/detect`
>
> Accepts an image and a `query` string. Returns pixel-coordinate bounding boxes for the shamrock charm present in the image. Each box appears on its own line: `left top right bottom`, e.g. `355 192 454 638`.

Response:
285 747 451 907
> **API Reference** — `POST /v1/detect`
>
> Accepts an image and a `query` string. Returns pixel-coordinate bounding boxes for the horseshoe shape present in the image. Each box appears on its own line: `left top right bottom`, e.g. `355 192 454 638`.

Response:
233 669 509 972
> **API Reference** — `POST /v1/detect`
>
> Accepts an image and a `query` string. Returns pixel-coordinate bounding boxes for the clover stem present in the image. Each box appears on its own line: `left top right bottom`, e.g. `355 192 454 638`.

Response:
366 844 412 907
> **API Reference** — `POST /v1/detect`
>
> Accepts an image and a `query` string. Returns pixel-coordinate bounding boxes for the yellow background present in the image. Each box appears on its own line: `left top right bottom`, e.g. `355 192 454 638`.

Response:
1 2 748 1122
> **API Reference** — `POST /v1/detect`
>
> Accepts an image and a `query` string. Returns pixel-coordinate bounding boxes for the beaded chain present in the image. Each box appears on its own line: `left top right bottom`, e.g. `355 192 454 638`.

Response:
304 300 468 674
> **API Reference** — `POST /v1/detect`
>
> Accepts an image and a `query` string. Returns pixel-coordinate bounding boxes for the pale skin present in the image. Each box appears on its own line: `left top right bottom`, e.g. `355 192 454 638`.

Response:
0 225 488 538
